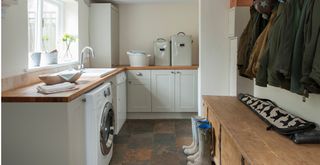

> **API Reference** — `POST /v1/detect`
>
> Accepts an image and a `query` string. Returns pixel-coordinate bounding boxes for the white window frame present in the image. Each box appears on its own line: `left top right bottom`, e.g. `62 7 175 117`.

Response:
28 0 80 70
33 0 64 52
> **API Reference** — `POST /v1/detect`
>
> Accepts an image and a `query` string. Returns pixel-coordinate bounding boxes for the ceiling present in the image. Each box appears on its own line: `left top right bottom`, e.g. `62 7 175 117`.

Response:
92 0 197 4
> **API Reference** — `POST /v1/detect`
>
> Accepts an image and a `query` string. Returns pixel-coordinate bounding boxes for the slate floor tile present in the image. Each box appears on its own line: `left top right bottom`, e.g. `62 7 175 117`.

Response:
110 119 192 165
123 148 153 162
128 135 153 149
175 120 192 137
154 120 175 134
176 136 193 148
153 133 176 147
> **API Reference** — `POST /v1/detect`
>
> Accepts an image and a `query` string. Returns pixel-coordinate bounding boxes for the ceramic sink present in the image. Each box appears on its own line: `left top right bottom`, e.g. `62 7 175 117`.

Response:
81 68 116 78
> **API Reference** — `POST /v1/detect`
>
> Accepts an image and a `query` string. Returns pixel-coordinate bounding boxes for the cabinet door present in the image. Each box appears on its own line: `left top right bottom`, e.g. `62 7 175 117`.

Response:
116 81 126 134
151 70 175 112
175 70 198 112
127 79 151 112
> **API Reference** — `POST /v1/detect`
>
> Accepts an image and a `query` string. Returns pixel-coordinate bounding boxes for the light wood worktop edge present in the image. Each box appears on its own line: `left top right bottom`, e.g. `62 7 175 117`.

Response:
2 68 126 103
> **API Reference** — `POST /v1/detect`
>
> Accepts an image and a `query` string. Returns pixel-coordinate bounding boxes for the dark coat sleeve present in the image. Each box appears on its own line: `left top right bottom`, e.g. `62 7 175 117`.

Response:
300 0 320 93
309 32 320 87
275 0 304 79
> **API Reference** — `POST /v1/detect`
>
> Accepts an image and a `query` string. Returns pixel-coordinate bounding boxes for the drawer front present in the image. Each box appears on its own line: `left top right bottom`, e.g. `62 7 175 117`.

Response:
127 79 151 112
127 70 150 80
221 127 242 165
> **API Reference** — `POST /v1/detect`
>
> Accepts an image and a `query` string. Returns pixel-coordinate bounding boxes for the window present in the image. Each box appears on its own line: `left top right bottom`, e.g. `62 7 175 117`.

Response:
28 0 78 68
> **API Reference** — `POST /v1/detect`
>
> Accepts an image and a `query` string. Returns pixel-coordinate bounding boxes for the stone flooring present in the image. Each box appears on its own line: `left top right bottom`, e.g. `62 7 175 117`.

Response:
110 119 193 165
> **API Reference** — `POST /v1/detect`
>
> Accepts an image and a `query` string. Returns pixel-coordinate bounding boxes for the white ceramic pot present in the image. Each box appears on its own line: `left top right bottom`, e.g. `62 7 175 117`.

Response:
127 50 151 67
31 52 41 67
45 49 58 65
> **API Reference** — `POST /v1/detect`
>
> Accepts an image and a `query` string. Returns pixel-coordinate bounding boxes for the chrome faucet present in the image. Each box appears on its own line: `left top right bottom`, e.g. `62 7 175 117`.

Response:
79 46 95 70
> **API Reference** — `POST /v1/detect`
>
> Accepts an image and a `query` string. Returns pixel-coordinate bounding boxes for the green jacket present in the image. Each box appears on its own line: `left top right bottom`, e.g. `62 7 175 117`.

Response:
300 0 320 94
290 0 312 94
275 0 304 79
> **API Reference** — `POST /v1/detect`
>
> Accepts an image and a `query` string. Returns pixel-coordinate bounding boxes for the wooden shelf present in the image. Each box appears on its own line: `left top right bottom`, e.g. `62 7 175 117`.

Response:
230 0 252 8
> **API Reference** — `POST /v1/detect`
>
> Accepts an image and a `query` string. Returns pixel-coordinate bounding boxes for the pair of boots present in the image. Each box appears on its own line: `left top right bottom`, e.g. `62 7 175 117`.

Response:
182 116 212 165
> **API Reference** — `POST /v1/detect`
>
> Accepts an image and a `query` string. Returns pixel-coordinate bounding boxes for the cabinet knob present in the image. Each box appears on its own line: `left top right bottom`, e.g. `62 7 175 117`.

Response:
128 81 132 84
171 71 176 74
136 72 143 76
177 71 181 74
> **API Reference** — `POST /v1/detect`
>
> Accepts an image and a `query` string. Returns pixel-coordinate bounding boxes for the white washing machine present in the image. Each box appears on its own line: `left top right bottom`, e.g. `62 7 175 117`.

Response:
85 83 114 165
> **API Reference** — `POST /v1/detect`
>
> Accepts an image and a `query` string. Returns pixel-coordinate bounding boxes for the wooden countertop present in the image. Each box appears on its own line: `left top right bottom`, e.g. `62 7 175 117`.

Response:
203 96 320 165
2 65 198 102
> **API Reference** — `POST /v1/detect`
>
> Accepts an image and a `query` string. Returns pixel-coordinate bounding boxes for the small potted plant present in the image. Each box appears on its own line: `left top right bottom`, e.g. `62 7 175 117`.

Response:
62 34 76 60
30 52 41 67
42 35 58 65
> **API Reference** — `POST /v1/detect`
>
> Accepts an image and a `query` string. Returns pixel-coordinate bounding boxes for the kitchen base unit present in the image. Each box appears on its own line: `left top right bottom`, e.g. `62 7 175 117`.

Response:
151 70 198 112
126 69 198 119
2 96 86 165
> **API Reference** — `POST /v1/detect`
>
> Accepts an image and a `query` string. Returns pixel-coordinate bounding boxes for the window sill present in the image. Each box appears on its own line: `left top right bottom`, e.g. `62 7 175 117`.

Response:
25 61 79 73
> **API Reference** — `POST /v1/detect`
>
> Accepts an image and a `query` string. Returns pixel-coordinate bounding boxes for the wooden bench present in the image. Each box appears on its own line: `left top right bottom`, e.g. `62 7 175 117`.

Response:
202 96 320 165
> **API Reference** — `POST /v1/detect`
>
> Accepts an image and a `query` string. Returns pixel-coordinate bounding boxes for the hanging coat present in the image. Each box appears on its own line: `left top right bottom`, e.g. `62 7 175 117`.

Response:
309 33 320 89
256 4 285 87
290 0 314 94
300 0 320 94
275 0 305 80
245 5 278 78
237 7 268 78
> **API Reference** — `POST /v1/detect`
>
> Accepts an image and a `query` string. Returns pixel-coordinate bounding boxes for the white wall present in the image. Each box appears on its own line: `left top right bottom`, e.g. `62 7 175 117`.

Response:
199 0 230 96
254 86 320 125
1 0 89 78
119 2 199 65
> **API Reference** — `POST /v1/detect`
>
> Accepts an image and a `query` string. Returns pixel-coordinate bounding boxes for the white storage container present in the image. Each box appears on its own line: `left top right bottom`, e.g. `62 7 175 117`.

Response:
171 32 192 66
154 38 170 66
127 50 150 67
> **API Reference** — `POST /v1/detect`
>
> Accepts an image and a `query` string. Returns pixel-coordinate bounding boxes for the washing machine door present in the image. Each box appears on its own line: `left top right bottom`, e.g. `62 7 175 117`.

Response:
100 102 114 155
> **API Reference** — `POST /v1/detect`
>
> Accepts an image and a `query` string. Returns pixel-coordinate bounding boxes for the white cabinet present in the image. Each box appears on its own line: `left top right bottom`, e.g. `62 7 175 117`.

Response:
127 70 151 112
151 70 198 112
151 70 175 112
175 70 198 112
127 69 198 113
2 97 86 165
90 3 119 67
